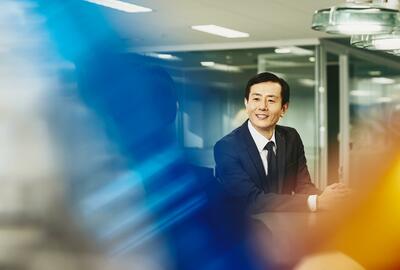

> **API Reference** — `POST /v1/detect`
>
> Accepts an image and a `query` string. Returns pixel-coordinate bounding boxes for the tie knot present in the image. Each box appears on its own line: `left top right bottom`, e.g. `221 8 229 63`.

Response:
264 141 275 151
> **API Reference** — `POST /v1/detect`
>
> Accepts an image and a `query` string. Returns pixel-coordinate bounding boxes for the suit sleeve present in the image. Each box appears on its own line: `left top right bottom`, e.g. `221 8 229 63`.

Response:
214 139 313 213
292 130 322 195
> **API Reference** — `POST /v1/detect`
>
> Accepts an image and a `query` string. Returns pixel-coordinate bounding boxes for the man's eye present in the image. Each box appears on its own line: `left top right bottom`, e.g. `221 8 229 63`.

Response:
268 99 275 103
252 98 260 101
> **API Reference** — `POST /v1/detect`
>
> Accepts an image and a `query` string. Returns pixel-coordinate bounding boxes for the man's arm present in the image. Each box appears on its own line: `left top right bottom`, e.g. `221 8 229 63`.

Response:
214 140 312 213
290 130 352 210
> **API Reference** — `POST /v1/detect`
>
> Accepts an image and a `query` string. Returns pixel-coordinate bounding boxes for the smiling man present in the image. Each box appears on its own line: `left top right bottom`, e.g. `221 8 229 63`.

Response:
214 72 348 213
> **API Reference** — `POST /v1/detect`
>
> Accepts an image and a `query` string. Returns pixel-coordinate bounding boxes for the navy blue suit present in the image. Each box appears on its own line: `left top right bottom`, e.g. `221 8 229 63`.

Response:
214 120 321 213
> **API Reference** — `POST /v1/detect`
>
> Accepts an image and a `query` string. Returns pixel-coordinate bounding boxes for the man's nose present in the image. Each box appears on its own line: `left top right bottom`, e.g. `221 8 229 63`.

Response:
259 100 267 110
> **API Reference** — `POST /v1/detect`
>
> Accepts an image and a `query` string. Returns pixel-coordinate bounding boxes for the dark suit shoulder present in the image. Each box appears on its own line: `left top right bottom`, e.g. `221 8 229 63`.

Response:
275 125 301 140
275 124 298 134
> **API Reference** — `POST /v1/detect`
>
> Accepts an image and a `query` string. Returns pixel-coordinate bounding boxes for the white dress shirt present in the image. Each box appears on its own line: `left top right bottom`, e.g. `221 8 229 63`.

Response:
247 121 317 211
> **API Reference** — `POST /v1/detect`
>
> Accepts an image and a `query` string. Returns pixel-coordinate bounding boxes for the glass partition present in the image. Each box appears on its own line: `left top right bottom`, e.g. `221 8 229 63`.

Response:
144 46 320 181
348 56 400 187
321 38 400 187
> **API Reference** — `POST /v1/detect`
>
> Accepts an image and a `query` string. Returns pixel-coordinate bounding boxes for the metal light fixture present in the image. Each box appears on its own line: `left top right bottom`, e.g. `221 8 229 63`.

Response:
351 30 400 49
387 48 400 54
311 0 400 35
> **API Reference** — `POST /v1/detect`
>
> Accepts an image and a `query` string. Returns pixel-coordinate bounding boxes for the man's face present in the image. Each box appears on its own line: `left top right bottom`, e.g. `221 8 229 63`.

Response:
245 81 288 134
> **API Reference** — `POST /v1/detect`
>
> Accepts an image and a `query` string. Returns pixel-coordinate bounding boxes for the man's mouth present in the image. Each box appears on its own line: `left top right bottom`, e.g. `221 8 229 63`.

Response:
255 114 268 120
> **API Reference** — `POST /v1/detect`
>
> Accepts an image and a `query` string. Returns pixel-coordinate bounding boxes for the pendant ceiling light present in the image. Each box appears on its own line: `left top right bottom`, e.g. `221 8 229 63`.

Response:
311 1 400 35
351 30 400 49
388 48 400 54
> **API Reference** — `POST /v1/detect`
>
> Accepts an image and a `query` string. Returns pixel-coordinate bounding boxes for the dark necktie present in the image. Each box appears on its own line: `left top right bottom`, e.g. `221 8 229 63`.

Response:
265 141 278 193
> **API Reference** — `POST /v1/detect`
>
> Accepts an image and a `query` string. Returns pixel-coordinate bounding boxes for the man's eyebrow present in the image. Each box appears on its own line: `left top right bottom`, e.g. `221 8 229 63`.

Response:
250 93 279 98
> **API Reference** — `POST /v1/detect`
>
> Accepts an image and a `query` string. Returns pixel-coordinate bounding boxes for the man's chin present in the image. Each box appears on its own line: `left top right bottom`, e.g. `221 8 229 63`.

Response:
252 122 273 130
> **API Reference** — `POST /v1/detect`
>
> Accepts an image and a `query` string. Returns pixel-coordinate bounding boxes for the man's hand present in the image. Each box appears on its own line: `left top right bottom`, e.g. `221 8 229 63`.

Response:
317 183 352 211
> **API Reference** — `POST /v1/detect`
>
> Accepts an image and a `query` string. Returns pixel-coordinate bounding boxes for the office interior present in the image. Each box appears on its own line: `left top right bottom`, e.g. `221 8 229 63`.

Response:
168 40 400 188
2 0 400 269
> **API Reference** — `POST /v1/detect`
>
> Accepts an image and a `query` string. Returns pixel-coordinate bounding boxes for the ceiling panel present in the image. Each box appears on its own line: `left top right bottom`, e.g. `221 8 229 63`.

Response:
81 0 344 48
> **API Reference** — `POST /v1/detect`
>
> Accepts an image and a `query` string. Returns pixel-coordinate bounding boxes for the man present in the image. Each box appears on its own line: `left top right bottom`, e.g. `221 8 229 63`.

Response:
214 72 348 213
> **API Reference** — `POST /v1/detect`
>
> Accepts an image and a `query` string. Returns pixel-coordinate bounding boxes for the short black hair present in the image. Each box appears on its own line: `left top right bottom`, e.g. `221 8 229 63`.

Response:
244 72 290 105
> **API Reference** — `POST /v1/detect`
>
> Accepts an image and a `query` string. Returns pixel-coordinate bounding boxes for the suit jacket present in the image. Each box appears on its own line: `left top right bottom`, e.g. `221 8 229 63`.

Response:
214 120 321 213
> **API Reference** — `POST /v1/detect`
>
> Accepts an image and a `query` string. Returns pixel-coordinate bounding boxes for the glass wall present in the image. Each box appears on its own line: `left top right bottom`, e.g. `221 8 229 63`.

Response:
321 38 400 188
348 56 400 187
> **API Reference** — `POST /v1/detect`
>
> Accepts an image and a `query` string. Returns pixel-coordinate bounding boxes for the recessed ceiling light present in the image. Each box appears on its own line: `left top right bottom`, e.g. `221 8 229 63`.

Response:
191 25 249 38
298 79 315 87
201 61 241 72
84 0 152 13
274 48 291 54
368 70 382 76
309 57 316 62
200 61 215 67
377 96 392 103
371 77 395 84
274 46 314 55
350 90 378 97
143 52 180 61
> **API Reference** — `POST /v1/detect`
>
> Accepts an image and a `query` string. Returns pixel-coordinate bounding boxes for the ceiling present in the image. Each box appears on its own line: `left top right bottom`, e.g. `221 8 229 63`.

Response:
82 0 344 51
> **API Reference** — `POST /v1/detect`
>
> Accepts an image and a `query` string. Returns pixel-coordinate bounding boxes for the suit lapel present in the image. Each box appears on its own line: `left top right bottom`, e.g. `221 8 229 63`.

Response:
239 121 269 191
275 126 286 193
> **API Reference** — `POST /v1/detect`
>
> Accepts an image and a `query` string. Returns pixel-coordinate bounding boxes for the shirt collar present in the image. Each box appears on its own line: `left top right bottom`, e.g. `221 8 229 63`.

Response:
247 121 276 153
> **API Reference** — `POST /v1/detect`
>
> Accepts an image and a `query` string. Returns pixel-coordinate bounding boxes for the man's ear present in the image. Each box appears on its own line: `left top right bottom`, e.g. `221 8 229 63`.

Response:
244 98 248 107
281 103 289 117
